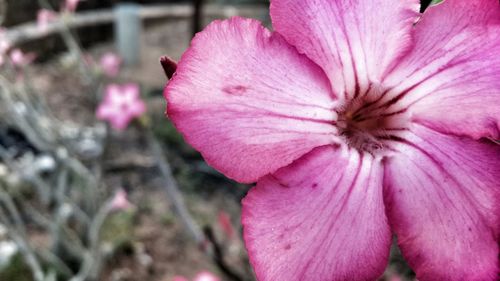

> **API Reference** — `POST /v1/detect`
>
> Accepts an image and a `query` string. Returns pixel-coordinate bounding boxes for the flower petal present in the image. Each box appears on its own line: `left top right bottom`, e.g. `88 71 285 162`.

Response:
242 146 391 281
383 1 500 139
270 0 420 100
165 17 339 183
384 124 500 281
128 100 146 116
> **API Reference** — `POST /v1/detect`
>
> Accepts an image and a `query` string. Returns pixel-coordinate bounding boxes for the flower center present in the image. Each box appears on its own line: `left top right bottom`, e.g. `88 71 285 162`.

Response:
336 94 409 155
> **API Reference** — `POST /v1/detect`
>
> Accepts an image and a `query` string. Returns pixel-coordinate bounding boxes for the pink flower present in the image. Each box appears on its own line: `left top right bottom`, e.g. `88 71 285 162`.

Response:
164 1 500 281
97 83 146 131
172 276 189 281
0 28 10 66
193 271 219 281
63 0 83 13
9 49 36 67
99 52 122 77
37 9 58 32
109 189 132 211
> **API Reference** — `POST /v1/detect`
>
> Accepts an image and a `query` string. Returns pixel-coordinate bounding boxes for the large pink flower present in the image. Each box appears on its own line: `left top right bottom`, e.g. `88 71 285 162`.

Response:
164 1 500 280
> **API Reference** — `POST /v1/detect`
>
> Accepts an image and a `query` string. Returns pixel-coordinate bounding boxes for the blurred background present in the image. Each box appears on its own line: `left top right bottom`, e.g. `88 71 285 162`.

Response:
0 0 433 280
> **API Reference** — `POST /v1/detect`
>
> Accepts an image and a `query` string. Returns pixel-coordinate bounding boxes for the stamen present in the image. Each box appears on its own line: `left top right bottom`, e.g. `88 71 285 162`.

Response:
336 95 410 155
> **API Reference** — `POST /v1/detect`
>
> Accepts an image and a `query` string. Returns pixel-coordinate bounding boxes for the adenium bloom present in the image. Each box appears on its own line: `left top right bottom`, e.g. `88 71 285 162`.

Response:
63 0 83 13
193 271 220 281
99 52 122 77
37 9 58 32
0 28 10 66
109 189 132 211
164 0 500 280
96 83 146 131
172 272 219 281
9 49 36 67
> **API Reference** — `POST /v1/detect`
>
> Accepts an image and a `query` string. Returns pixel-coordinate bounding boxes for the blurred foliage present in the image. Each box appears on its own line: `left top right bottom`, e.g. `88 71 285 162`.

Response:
160 211 177 226
0 253 33 281
101 211 137 248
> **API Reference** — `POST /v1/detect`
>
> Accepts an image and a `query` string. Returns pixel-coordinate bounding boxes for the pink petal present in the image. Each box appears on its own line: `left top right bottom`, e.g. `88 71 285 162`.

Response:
165 17 339 183
104 84 123 105
383 1 500 139
270 0 419 100
121 83 140 101
384 124 500 281
128 100 146 117
172 276 188 281
242 146 391 281
109 114 132 131
96 102 115 119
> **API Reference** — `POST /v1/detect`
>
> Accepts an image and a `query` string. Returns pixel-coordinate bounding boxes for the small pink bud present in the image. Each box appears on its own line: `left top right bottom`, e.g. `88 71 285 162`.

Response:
63 0 83 13
37 9 58 32
109 189 132 211
193 271 220 281
99 52 122 77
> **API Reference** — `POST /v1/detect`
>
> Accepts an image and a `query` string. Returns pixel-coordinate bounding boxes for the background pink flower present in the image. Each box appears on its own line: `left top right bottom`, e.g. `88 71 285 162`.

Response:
96 83 146 131
10 49 36 67
109 189 132 211
63 0 83 13
37 9 58 32
0 28 10 66
171 271 219 281
99 52 122 77
164 0 500 280
193 271 219 281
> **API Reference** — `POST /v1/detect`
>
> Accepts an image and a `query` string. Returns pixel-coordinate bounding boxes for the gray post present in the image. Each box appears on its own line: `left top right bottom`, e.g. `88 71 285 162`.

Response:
114 3 142 66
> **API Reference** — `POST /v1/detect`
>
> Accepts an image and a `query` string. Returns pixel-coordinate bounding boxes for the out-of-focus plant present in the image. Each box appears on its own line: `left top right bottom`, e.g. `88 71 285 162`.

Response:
0 1 258 280
0 1 128 281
